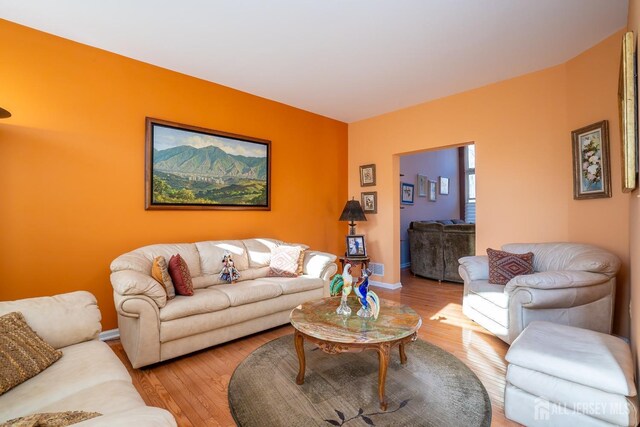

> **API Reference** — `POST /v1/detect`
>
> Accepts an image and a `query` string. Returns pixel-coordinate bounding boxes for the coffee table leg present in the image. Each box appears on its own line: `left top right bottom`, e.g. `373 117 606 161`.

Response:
399 342 407 364
377 343 390 411
294 330 306 385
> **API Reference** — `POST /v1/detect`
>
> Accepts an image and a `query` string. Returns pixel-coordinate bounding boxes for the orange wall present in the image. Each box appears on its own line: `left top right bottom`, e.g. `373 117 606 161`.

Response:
349 30 631 336
0 20 348 330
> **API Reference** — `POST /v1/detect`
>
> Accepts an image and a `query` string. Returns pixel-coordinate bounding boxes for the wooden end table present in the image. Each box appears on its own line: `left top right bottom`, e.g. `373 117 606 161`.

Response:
290 297 422 411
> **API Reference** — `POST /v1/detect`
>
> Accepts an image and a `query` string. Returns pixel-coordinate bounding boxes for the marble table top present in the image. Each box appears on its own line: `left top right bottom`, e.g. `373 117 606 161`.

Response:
290 296 422 344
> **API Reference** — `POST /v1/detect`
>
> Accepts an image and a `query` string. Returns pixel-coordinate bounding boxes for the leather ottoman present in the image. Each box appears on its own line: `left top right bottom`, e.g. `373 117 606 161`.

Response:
504 321 639 426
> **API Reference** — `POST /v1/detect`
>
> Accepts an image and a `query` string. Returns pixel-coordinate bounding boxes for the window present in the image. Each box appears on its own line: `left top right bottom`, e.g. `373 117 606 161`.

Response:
465 145 476 223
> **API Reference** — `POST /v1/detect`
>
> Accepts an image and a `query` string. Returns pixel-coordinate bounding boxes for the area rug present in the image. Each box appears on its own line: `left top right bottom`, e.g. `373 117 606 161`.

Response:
228 334 491 426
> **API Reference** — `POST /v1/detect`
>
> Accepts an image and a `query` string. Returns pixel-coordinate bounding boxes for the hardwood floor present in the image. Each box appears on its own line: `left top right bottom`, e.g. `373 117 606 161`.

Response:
108 270 519 426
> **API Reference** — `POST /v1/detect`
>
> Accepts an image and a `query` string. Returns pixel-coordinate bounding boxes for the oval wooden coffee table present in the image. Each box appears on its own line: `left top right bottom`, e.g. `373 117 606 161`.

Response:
290 296 422 411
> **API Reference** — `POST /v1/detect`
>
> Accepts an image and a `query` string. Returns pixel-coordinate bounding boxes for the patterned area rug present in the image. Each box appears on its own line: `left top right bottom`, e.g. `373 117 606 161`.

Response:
229 334 491 426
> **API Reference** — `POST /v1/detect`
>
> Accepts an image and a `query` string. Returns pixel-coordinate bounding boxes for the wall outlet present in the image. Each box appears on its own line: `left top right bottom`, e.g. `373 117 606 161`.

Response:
370 262 384 276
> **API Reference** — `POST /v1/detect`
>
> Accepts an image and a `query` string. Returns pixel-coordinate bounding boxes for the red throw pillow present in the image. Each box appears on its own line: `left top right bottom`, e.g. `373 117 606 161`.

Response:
487 248 534 285
168 254 194 296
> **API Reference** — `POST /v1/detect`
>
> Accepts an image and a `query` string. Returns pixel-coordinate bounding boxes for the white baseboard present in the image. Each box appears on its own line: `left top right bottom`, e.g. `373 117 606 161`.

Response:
370 280 402 290
99 328 120 341
400 262 411 269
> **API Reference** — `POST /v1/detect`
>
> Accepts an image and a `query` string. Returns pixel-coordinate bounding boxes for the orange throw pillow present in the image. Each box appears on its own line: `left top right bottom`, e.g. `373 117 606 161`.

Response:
151 256 176 299
168 254 194 296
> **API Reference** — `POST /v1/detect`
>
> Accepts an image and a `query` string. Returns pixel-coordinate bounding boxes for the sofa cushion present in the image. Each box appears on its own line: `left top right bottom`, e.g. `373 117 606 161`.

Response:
159 288 231 321
242 238 281 268
0 312 62 395
111 243 201 277
2 411 102 426
261 276 324 295
168 254 194 296
487 248 533 285
0 340 135 422
267 245 304 277
506 321 636 396
0 292 101 350
152 256 175 299
214 280 283 307
196 240 249 274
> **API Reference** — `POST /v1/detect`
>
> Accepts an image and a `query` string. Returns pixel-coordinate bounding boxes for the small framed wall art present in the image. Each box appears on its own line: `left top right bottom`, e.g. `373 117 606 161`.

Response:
428 180 437 202
360 164 376 187
401 182 414 204
361 191 377 214
439 176 449 195
571 120 611 200
346 235 367 257
417 174 427 197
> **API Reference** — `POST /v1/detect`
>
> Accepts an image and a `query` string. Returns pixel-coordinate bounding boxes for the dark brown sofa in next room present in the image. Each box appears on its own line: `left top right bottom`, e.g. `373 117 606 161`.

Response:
408 220 476 283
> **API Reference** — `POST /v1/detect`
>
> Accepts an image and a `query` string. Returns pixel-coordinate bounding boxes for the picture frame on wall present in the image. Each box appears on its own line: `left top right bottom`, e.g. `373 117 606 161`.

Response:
145 118 271 210
346 234 367 258
361 191 377 214
401 182 414 204
417 174 427 197
571 120 612 200
619 31 637 193
439 176 449 195
428 180 437 202
360 164 376 187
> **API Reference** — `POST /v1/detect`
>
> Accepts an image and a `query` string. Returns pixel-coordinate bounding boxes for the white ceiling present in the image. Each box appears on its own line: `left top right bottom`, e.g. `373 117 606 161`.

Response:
0 0 628 122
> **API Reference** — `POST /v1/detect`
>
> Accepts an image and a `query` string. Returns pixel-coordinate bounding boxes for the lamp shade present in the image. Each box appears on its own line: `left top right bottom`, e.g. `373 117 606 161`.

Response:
0 107 11 119
339 200 367 222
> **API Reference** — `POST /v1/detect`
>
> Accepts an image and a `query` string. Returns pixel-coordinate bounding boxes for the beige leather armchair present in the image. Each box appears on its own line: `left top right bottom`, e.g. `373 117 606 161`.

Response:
459 242 620 344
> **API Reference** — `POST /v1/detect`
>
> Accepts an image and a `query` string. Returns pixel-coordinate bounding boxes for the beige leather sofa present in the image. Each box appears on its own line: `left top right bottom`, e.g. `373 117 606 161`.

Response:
0 291 176 426
459 242 620 344
110 238 337 368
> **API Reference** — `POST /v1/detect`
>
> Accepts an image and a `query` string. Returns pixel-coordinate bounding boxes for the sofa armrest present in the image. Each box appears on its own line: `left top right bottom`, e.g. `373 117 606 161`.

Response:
76 406 177 426
458 256 488 281
505 271 609 293
111 270 167 308
0 291 101 349
303 251 338 280
114 293 161 368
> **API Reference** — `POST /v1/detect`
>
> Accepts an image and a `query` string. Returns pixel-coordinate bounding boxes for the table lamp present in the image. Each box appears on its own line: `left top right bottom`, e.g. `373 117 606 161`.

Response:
339 197 367 235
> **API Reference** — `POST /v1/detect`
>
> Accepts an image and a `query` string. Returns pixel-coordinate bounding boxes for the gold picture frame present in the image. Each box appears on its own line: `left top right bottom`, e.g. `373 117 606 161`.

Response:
619 31 637 193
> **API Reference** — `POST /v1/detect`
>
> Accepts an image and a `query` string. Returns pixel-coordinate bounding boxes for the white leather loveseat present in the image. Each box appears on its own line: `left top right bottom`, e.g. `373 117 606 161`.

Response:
0 291 176 426
459 242 620 344
110 238 337 368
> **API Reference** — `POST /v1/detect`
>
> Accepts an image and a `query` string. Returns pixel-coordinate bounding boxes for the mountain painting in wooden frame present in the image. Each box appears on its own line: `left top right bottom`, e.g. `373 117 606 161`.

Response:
145 118 270 210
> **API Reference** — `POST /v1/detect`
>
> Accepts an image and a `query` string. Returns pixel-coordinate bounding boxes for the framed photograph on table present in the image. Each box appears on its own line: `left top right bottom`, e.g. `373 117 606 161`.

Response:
417 174 427 197
360 164 376 187
401 182 414 204
428 180 437 202
346 235 367 257
439 176 449 195
361 191 377 214
571 120 611 200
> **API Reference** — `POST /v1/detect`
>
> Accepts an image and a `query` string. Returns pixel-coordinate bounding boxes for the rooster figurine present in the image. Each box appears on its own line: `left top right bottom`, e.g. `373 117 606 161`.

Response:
330 264 353 315
354 268 380 320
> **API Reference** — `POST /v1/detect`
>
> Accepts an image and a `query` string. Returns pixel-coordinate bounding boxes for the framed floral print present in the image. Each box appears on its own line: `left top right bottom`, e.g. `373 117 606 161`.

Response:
361 191 377 214
571 120 611 200
360 164 376 187
428 180 437 202
401 182 414 204
417 174 427 197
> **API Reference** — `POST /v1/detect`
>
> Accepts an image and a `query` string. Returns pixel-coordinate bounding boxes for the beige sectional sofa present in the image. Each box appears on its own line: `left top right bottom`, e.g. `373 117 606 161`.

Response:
110 238 337 368
0 291 176 426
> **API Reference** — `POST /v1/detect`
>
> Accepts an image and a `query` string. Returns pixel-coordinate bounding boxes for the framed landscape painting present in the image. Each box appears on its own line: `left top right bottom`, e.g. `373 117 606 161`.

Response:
571 120 611 200
145 118 271 210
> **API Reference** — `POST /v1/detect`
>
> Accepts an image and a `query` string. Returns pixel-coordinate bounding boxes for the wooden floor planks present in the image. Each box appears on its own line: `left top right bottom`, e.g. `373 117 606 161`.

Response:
108 270 519 426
